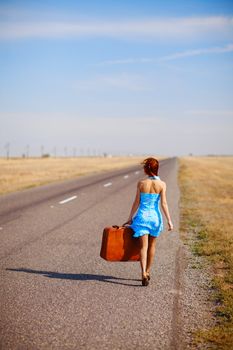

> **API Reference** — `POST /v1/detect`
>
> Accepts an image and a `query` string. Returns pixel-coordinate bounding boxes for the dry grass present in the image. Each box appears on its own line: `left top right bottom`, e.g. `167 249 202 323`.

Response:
179 156 233 349
0 156 146 195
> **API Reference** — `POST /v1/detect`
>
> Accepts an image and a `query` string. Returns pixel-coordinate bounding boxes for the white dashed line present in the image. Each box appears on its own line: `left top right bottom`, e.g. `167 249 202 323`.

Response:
59 195 77 204
0 227 3 230
50 205 54 208
103 182 112 187
124 175 129 179
135 171 140 175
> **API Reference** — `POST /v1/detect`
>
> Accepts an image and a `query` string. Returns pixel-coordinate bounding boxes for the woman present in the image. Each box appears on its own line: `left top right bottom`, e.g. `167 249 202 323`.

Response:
125 157 173 286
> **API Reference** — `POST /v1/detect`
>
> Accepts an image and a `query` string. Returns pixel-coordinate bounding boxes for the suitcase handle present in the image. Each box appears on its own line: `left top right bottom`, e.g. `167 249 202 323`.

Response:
112 223 130 229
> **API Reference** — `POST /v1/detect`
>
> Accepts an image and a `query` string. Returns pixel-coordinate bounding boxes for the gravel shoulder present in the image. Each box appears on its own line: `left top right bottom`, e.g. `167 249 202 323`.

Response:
178 234 215 349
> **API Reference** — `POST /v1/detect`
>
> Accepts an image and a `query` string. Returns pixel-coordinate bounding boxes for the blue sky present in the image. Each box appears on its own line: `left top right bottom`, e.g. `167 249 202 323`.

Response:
0 0 233 157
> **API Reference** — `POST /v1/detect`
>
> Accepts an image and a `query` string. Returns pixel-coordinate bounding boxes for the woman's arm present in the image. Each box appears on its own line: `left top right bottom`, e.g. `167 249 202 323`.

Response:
125 182 141 224
160 182 173 231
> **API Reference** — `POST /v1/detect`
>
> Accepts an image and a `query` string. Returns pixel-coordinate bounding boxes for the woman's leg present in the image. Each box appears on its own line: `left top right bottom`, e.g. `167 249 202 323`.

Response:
139 234 149 278
146 236 157 275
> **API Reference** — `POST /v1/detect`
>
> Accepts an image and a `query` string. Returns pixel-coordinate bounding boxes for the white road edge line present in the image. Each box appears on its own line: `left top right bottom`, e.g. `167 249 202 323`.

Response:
59 195 77 204
103 182 112 187
124 175 129 179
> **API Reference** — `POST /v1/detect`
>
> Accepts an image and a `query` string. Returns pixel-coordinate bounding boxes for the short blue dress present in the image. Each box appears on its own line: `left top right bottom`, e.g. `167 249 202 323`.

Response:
130 176 163 238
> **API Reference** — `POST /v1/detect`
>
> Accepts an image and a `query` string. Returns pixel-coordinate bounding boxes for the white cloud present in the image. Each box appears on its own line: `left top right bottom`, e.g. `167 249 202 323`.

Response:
0 16 233 40
98 43 233 66
160 43 233 61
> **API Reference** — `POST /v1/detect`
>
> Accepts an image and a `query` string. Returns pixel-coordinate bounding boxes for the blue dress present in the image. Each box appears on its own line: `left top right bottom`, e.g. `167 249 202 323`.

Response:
130 176 163 238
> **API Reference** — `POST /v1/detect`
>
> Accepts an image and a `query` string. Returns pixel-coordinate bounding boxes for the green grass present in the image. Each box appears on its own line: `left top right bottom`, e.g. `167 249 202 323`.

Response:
179 157 233 349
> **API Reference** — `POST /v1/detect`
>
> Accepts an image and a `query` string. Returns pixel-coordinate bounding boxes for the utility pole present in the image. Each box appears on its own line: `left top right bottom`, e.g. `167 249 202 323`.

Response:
5 142 10 160
26 145 30 158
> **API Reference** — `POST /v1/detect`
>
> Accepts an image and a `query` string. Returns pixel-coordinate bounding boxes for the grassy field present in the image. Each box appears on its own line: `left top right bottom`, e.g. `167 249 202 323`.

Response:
179 156 233 349
0 156 146 195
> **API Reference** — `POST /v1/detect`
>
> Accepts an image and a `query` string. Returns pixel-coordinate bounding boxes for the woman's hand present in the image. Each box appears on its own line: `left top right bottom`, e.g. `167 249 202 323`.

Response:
123 219 132 226
167 220 174 231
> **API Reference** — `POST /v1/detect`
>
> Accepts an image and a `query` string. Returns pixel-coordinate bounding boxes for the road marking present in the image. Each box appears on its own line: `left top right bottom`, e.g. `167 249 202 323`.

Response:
59 195 77 204
169 289 183 296
124 175 129 179
135 171 140 175
50 205 54 208
0 227 2 230
103 182 112 187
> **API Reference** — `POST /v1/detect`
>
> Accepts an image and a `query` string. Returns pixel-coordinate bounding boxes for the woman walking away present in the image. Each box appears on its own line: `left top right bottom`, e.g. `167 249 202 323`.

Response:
125 157 173 286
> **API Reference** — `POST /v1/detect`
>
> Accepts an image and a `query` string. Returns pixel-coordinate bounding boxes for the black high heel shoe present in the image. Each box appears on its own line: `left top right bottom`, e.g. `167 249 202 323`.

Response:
142 277 149 286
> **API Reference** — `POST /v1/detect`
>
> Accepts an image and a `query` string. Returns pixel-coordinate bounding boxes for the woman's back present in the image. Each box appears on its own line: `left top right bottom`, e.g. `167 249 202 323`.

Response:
139 176 164 194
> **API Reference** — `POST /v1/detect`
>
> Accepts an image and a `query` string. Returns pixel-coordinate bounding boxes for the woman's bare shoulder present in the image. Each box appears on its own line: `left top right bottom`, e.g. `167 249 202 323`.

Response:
138 177 149 184
159 179 166 190
137 178 149 189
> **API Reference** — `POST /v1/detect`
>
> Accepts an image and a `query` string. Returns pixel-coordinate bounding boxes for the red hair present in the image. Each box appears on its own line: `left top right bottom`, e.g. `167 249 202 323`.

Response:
142 157 159 176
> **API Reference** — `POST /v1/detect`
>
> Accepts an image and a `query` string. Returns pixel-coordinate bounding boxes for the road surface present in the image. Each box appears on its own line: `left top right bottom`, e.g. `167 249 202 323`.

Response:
0 157 188 350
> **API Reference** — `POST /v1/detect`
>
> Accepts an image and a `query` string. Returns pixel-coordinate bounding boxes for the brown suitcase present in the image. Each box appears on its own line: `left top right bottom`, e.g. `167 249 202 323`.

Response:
100 225 140 261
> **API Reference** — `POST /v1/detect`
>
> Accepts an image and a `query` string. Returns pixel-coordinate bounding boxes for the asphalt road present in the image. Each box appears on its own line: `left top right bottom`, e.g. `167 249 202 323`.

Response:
0 157 185 350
